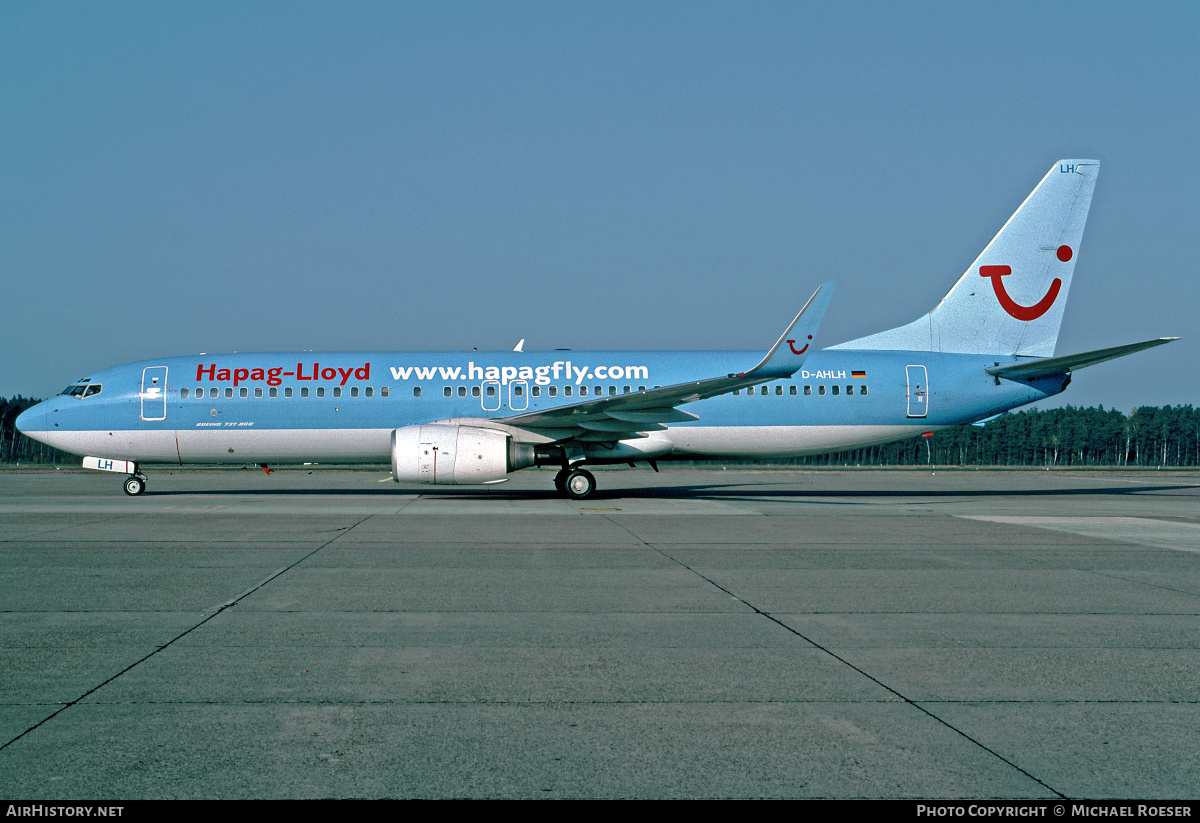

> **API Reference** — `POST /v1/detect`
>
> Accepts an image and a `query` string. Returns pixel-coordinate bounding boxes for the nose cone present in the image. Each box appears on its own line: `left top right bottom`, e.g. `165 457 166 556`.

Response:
15 402 46 435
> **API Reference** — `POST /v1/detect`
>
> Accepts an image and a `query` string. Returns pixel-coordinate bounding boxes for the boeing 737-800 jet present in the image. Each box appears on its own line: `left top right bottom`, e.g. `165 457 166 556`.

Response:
16 160 1176 498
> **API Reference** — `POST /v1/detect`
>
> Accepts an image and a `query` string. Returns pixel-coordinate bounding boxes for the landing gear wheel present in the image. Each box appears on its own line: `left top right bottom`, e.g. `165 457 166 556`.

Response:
123 475 146 496
563 468 596 500
554 469 569 495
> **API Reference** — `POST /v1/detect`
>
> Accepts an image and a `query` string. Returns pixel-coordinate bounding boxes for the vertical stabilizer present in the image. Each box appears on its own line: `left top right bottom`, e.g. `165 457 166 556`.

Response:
832 160 1098 357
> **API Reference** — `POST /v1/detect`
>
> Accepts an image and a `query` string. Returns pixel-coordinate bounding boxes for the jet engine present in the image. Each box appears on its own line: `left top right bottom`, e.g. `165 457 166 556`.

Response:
391 424 535 485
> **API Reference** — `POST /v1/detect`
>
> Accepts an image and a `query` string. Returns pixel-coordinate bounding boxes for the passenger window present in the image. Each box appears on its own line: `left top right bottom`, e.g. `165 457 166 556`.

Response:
317 387 325 398
564 386 573 397
380 386 389 397
301 387 309 398
733 390 740 395
532 386 540 397
457 386 466 397
513 385 523 397
549 386 557 397
225 388 233 398
580 386 588 396
638 386 646 392
861 385 868 396
832 385 839 395
413 387 422 398
804 386 811 396
472 386 480 397
333 387 341 398
285 387 293 398
790 386 797 396
485 385 495 397
239 387 248 398
623 386 630 394
596 386 603 396
254 387 263 398
818 386 825 396
443 387 452 398
181 388 189 398
364 387 372 397
350 387 358 397
269 387 277 398
775 386 783 396
761 386 768 396
846 385 853 396
211 388 219 398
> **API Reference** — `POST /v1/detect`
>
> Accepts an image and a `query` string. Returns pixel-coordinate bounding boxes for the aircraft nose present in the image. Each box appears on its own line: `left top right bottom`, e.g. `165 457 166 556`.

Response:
15 403 45 435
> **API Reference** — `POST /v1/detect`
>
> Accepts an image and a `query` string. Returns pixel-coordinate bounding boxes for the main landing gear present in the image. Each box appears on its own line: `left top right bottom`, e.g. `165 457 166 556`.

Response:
554 467 596 500
123 474 147 496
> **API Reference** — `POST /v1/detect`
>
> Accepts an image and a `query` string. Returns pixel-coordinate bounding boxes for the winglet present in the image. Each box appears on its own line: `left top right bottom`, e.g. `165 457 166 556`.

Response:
747 282 835 377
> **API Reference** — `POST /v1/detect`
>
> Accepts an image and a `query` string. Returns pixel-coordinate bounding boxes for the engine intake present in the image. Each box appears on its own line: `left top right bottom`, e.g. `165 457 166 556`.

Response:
391 424 534 485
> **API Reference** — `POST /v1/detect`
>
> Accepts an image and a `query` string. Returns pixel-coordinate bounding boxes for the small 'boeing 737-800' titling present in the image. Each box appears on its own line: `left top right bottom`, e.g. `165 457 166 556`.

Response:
17 160 1176 498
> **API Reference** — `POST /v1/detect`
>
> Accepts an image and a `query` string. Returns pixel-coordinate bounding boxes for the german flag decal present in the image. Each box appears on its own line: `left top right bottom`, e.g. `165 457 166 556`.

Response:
851 370 866 378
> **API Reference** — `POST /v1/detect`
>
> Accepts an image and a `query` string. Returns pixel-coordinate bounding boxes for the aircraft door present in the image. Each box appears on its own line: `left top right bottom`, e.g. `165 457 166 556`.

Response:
906 365 928 418
509 380 528 411
480 380 501 411
141 366 168 421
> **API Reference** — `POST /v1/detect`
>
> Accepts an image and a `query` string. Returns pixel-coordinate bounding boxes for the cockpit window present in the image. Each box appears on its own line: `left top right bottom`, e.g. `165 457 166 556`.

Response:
60 384 101 398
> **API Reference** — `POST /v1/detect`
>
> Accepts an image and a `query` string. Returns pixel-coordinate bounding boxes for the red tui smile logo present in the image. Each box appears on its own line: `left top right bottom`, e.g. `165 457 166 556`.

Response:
787 335 812 355
979 246 1071 321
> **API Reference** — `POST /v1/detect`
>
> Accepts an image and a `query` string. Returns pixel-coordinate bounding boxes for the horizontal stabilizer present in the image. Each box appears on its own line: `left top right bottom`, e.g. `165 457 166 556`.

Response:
986 337 1178 380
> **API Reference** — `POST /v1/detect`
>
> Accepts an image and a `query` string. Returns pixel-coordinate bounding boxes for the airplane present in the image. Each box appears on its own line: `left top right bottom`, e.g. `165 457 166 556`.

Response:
15 159 1176 499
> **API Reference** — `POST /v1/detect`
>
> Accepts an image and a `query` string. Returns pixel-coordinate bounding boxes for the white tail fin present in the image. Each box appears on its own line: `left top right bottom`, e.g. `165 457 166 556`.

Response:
833 160 1099 357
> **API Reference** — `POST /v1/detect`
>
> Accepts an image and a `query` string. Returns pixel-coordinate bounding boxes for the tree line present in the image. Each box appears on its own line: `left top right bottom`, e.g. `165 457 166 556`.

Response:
0 396 75 465
790 404 1200 467
2 395 1199 467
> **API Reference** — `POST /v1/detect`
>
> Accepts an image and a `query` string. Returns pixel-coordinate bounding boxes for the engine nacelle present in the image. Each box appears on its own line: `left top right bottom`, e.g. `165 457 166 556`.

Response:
391 424 534 485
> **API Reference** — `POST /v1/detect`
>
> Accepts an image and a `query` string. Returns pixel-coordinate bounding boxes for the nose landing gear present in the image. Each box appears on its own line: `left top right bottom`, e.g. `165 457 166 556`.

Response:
122 474 147 496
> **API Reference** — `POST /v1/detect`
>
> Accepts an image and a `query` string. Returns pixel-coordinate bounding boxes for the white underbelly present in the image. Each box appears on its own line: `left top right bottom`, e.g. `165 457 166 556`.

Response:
44 428 394 464
665 424 940 457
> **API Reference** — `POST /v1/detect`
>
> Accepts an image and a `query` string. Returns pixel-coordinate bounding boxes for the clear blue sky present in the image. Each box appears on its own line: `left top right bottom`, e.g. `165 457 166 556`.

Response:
3 1 1196 413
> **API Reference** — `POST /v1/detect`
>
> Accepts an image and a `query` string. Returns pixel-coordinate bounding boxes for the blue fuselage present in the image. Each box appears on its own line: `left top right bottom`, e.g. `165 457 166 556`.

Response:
17 348 1066 465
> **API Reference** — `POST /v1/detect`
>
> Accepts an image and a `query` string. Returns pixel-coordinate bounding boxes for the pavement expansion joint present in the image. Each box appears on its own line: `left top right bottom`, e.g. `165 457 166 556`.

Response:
0 514 377 753
598 514 1070 799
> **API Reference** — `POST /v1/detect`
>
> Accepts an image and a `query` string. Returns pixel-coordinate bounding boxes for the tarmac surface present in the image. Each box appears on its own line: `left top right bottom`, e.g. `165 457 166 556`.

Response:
1 466 1199 799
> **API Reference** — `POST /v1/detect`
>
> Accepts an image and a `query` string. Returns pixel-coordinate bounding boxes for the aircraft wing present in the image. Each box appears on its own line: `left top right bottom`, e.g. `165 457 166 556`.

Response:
499 283 834 441
985 337 1178 381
